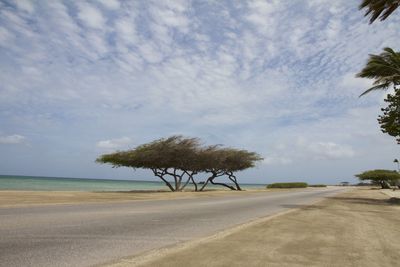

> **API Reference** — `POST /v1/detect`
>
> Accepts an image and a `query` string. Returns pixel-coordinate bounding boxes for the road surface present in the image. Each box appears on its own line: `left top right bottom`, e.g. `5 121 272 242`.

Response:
0 188 345 267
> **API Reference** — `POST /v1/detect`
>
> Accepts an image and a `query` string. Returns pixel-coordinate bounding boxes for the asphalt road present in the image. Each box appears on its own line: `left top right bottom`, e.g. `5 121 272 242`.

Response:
0 188 345 267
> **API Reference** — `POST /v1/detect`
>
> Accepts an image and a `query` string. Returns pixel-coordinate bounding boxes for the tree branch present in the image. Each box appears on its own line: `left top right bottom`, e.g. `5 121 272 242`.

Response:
199 171 222 191
210 178 237 190
151 168 175 191
164 168 179 191
226 171 242 191
180 171 198 191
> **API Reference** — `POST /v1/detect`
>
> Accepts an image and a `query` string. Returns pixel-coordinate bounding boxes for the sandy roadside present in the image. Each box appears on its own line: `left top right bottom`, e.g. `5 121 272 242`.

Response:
0 188 313 207
107 188 400 267
0 190 236 207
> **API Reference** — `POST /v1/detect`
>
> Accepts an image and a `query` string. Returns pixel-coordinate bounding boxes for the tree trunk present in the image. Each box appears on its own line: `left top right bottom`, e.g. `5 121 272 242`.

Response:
180 176 191 191
180 171 198 191
174 169 183 191
210 178 237 190
227 172 242 191
173 169 179 191
151 168 175 192
199 173 217 191
191 176 198 191
158 176 175 191
165 168 181 191
380 180 391 189
199 171 234 191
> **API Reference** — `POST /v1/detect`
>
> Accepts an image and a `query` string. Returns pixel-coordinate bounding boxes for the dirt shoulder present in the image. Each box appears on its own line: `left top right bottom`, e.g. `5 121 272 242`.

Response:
110 188 400 267
0 188 308 207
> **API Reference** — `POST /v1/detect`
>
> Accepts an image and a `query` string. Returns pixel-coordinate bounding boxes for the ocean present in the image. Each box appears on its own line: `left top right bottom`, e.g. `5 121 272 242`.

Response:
0 175 265 191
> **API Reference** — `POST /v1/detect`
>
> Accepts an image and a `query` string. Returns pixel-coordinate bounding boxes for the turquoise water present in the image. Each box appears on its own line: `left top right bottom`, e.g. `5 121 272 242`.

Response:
0 175 167 191
0 175 265 191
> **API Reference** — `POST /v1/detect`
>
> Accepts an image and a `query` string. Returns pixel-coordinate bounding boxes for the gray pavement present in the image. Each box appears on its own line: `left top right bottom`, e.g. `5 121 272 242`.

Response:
0 188 345 267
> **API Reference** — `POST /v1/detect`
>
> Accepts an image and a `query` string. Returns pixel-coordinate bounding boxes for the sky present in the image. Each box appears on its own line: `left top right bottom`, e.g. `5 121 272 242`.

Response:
0 0 399 185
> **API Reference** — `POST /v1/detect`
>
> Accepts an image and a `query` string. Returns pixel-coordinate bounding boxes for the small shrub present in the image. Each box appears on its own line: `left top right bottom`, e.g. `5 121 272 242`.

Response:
356 182 372 186
266 182 308 189
308 184 327 187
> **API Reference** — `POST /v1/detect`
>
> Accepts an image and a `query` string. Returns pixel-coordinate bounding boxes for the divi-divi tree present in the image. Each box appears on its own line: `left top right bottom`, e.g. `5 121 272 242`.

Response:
355 169 400 189
96 136 263 191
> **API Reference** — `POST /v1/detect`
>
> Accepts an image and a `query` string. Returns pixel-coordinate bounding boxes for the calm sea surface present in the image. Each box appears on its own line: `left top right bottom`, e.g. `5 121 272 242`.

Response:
0 175 265 191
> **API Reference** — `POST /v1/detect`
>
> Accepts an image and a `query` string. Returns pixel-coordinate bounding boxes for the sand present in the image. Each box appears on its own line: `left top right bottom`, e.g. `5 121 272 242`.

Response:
0 188 290 207
108 188 400 267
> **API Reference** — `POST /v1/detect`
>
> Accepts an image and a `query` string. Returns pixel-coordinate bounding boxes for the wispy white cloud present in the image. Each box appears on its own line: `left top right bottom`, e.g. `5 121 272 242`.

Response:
15 0 35 14
0 26 14 46
96 137 132 150
296 139 355 160
0 134 25 144
97 0 120 10
115 17 138 44
263 156 293 166
0 0 399 182
77 2 105 29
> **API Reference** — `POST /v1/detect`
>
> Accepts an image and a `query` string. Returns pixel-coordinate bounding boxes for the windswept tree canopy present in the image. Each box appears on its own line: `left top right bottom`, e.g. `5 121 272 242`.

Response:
96 136 202 191
355 169 400 188
359 0 400 24
96 136 201 170
194 146 262 172
96 136 263 191
194 146 263 190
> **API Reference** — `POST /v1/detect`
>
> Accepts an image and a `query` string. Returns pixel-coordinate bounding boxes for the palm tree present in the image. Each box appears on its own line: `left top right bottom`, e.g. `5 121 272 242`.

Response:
356 47 400 96
359 0 400 24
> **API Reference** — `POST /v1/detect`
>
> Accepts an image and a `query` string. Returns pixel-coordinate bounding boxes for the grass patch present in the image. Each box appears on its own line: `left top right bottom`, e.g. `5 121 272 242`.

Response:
308 184 327 187
267 182 308 189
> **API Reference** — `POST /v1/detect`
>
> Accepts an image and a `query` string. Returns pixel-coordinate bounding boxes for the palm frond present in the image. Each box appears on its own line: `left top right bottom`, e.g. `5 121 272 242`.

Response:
359 0 400 23
357 47 400 96
359 83 391 97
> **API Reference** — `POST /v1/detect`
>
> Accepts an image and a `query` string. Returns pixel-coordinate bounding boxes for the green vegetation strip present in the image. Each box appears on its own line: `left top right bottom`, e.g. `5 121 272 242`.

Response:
266 182 308 188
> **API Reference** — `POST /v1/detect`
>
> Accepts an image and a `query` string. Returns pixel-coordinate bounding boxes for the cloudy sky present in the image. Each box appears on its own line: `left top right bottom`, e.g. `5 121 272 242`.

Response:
0 0 399 184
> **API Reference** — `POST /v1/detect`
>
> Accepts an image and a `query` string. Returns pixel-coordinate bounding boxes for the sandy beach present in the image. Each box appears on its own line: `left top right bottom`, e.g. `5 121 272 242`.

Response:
0 190 221 207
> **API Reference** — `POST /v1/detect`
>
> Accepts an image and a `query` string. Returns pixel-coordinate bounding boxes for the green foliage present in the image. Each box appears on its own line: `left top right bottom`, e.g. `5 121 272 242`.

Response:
195 146 263 173
96 136 201 170
359 0 400 24
96 135 263 191
356 47 400 96
355 169 400 188
96 136 263 173
378 88 400 144
309 184 327 187
356 169 400 181
357 2 400 144
266 182 308 189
